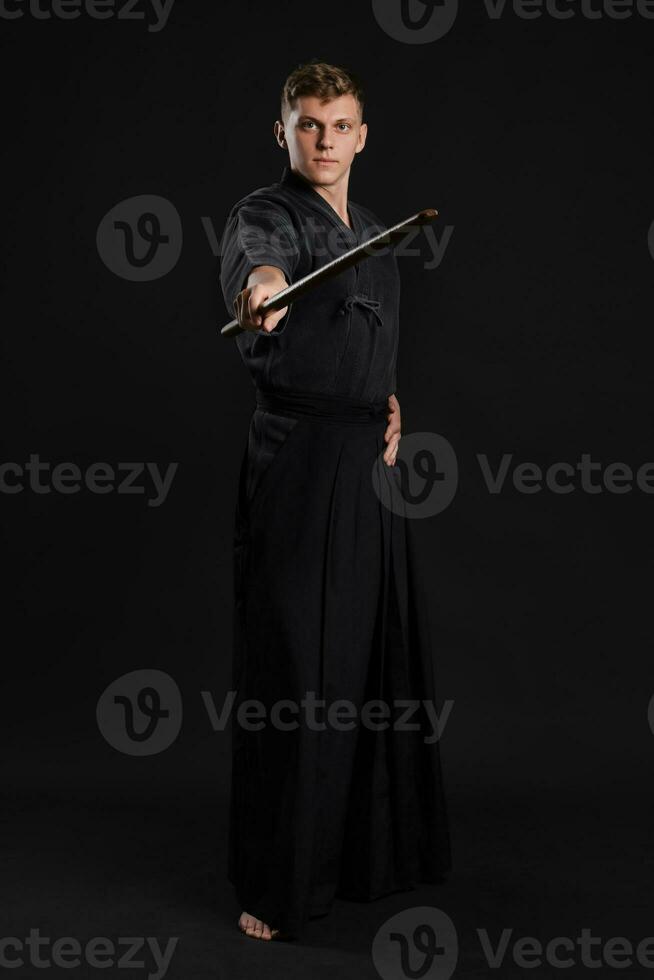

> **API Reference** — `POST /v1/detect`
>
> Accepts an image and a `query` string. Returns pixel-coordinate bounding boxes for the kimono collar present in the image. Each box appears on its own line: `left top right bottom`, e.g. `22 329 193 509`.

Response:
279 165 357 238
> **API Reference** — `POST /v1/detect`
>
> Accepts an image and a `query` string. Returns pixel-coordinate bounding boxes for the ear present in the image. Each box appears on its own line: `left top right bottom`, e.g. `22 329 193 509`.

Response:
274 120 286 148
355 122 368 154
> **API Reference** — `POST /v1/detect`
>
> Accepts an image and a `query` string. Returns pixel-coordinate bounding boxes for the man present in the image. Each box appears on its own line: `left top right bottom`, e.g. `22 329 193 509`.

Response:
219 60 450 942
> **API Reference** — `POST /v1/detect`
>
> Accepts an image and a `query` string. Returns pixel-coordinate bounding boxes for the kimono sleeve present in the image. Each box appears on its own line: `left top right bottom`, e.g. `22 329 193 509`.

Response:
219 199 301 335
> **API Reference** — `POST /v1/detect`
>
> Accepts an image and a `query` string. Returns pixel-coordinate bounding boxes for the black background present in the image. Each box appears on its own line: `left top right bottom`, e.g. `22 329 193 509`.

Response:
1 1 653 976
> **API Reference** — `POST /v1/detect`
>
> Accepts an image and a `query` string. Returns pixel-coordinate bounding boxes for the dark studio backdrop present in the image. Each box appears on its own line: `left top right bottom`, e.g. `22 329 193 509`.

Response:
1 1 653 975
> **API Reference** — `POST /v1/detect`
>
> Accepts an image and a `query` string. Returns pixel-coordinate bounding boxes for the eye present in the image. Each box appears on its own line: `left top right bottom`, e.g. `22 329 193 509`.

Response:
301 121 317 129
337 123 352 132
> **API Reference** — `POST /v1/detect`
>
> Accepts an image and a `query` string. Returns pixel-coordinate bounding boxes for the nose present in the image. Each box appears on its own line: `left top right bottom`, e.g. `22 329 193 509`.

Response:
317 130 334 150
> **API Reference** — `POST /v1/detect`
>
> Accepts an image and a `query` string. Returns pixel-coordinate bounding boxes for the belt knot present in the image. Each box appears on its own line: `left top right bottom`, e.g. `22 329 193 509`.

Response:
338 293 383 326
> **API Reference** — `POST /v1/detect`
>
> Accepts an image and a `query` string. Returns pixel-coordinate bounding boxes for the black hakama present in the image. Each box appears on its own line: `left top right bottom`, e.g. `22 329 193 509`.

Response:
219 167 451 938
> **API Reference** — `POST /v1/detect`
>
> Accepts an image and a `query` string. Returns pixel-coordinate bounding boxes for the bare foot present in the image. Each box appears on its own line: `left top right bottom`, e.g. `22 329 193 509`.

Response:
238 911 279 941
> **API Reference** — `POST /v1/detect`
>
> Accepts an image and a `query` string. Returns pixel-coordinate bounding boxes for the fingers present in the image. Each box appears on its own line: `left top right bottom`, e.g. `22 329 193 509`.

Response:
234 285 288 333
384 417 401 442
259 305 289 333
385 397 401 443
247 289 263 328
384 407 401 443
233 288 263 332
383 432 400 466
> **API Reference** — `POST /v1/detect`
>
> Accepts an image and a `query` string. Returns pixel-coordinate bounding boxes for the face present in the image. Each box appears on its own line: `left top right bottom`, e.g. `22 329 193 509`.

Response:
275 94 367 186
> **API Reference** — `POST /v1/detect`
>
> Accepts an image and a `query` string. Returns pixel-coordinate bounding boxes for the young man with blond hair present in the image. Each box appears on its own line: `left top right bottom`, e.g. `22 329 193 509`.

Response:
219 59 450 942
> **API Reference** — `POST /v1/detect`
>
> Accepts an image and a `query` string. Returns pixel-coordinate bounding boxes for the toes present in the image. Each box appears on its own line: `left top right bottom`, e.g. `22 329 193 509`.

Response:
239 912 255 935
239 911 277 940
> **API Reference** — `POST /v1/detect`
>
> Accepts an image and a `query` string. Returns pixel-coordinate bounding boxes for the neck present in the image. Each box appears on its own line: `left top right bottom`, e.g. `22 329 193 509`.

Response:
292 166 351 227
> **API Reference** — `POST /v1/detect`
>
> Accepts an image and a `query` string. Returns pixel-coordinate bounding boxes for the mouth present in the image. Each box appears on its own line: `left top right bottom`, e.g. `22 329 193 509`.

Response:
314 159 338 165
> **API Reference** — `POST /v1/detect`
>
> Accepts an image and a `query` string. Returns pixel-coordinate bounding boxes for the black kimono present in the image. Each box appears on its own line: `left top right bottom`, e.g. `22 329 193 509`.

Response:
219 165 451 939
